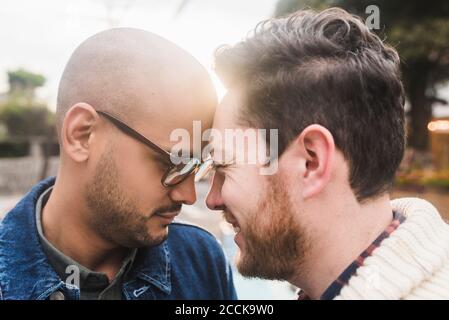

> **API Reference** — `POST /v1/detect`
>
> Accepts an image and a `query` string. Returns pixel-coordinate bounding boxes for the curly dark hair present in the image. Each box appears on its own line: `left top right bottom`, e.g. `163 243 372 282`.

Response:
214 7 406 202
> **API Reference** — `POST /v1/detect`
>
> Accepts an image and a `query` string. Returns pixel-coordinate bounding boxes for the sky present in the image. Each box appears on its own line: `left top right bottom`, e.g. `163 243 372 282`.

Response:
0 0 448 116
0 0 277 108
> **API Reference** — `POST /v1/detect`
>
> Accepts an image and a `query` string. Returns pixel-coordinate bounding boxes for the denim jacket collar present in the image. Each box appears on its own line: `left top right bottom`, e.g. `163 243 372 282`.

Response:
0 177 171 300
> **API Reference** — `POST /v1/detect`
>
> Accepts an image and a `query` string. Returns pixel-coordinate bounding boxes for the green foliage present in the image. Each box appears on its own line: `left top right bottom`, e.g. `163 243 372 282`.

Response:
396 168 449 190
0 68 55 141
0 103 55 137
7 68 46 91
0 139 30 158
274 0 449 150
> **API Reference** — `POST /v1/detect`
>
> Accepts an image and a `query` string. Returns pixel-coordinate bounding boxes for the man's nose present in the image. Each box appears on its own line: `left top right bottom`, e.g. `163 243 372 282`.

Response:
169 174 197 205
206 172 225 211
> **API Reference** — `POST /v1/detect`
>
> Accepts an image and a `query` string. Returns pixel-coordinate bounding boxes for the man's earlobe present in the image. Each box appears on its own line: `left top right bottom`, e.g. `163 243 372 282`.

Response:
61 103 98 163
299 125 335 199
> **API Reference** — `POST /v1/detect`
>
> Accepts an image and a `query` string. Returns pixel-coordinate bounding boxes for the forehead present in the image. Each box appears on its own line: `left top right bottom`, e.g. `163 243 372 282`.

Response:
128 91 216 153
210 90 265 163
209 91 241 155
213 90 242 131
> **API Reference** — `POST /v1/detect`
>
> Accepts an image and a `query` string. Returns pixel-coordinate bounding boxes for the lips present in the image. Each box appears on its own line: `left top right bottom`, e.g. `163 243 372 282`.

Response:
223 210 241 234
154 204 182 220
155 211 180 220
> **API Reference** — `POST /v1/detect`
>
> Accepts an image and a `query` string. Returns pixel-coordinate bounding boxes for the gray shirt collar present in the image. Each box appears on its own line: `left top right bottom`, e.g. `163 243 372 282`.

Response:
35 186 137 299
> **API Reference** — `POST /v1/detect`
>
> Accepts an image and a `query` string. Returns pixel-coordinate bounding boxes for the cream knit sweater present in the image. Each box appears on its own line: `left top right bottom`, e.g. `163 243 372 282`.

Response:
335 197 449 300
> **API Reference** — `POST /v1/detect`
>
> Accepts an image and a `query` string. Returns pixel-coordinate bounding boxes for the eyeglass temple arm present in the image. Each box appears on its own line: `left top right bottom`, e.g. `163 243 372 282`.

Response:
96 110 171 157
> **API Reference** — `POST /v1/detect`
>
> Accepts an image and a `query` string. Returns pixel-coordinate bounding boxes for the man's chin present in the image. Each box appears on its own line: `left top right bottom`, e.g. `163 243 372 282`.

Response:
235 251 261 278
236 248 292 281
138 219 173 244
125 229 169 248
144 232 168 247
237 263 287 281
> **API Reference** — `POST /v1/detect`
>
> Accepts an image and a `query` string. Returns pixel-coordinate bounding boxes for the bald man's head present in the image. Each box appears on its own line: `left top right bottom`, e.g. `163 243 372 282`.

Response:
54 28 217 247
56 28 216 140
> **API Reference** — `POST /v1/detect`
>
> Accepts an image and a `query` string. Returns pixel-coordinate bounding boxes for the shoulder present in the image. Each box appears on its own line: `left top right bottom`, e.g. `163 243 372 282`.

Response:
167 220 223 252
169 220 217 238
163 221 237 299
166 220 229 267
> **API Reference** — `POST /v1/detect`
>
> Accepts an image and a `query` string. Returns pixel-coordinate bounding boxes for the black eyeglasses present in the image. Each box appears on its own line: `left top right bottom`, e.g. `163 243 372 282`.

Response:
96 110 201 187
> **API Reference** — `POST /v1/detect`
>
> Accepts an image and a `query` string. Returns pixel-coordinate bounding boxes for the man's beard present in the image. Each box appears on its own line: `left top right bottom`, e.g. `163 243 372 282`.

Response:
235 175 310 281
85 147 169 248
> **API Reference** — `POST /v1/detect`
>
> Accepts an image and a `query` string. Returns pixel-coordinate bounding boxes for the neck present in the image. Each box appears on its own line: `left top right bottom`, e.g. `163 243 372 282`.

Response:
290 193 393 299
42 173 127 280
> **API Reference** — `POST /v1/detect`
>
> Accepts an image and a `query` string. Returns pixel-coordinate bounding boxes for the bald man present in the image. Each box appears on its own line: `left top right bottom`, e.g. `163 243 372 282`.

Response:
0 28 237 300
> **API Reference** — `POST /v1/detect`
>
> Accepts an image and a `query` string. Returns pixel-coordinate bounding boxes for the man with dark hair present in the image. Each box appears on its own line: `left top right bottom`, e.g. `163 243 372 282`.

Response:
205 8 449 299
0 28 237 300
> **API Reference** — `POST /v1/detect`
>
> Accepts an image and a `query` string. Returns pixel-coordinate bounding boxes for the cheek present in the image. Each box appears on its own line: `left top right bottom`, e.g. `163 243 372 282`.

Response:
221 166 265 218
112 142 167 209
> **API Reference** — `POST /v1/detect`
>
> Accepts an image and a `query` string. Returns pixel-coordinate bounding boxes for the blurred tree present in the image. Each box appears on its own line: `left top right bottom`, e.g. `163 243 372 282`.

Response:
1 68 52 137
275 0 449 150
7 68 46 104
0 69 56 179
0 103 55 137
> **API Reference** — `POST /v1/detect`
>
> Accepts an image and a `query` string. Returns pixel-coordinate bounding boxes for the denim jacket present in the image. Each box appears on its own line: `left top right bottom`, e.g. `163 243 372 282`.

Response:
0 177 237 300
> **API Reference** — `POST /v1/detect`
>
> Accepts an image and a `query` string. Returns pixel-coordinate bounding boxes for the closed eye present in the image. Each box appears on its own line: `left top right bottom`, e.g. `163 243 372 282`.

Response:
213 160 234 172
153 154 173 169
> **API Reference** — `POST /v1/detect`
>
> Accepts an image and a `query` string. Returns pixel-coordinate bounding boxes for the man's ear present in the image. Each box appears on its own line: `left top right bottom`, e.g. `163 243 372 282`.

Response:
60 103 100 163
294 124 335 199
